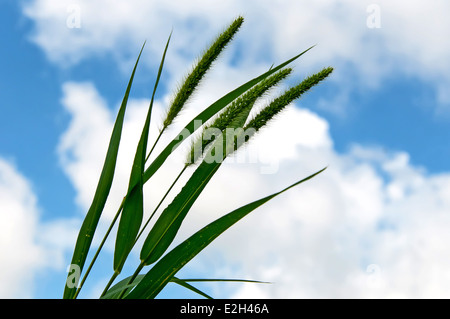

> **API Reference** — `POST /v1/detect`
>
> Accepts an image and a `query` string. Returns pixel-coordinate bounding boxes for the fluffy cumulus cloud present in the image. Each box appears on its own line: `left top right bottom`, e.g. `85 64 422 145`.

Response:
0 158 77 298
218 147 450 299
22 0 450 113
56 79 450 298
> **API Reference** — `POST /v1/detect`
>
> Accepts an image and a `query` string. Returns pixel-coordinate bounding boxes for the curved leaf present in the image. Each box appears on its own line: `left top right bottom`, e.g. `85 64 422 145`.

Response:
63 43 145 299
113 34 171 273
126 167 326 299
172 278 270 299
171 277 213 299
140 159 222 265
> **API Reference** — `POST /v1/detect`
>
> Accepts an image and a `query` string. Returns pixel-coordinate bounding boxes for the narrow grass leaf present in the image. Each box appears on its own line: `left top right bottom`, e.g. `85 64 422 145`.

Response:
114 184 143 274
113 35 171 275
126 167 326 299
172 278 270 299
178 278 270 284
140 159 223 266
63 43 145 299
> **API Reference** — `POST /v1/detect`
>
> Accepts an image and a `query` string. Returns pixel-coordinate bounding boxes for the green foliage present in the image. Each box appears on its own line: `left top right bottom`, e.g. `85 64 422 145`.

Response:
64 16 333 299
63 44 145 300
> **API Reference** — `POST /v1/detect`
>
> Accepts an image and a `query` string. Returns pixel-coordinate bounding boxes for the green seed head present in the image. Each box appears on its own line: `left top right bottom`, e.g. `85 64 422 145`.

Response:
186 67 293 165
245 66 334 134
163 16 244 129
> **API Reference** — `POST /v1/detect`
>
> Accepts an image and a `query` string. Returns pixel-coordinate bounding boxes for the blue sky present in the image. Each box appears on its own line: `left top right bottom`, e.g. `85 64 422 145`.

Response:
1 0 450 298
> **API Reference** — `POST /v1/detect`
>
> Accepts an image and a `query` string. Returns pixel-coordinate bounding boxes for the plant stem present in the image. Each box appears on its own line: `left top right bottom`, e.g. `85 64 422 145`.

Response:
117 260 145 299
73 197 126 299
101 271 120 298
145 128 165 163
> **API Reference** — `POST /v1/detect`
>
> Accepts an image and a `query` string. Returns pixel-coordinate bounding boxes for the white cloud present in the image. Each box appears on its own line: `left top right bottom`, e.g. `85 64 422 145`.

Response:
215 146 450 299
22 0 450 112
0 158 77 298
57 82 181 221
58 82 114 213
56 79 450 298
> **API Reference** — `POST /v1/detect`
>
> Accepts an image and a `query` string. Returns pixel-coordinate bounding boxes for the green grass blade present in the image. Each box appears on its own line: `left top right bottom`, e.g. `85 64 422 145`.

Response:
151 31 172 110
126 167 326 299
179 278 270 284
172 278 270 299
63 43 145 299
113 34 171 275
170 277 268 299
140 160 223 266
114 184 144 274
171 277 213 299
142 46 314 184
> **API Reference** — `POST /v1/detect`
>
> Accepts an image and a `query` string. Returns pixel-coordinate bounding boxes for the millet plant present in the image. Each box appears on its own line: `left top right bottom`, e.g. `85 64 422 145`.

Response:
63 16 333 299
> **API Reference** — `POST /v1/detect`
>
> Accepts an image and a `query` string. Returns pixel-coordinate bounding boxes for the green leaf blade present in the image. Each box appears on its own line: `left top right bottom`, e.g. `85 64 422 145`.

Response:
171 277 213 299
113 182 144 273
172 278 270 299
113 105 149 273
126 167 326 299
63 43 145 299
114 33 171 275
140 160 222 266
